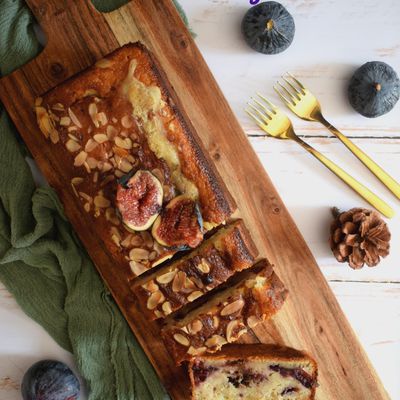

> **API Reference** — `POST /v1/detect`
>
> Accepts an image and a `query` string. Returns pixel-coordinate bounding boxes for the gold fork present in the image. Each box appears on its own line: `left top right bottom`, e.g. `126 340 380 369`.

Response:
275 73 400 201
246 94 394 218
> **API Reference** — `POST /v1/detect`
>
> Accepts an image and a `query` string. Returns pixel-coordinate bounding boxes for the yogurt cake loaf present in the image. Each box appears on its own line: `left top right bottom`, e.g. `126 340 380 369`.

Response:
189 344 318 400
35 42 235 277
162 260 288 364
132 220 258 320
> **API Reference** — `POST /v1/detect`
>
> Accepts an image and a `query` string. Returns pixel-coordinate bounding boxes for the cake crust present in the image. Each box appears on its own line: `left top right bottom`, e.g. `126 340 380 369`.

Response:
132 220 258 320
35 42 235 277
162 260 288 364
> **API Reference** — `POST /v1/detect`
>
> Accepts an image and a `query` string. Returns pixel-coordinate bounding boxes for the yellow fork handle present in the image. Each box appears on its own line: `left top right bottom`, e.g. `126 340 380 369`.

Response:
319 116 400 201
295 137 395 218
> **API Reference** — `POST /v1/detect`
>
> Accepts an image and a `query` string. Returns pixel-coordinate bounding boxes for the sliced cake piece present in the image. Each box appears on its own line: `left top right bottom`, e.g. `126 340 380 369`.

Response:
189 344 318 400
162 260 287 365
132 220 258 320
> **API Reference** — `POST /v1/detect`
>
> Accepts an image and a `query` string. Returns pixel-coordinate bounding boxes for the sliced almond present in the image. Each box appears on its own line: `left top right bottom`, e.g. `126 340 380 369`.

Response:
60 116 71 126
130 235 143 247
88 103 98 127
68 126 78 132
121 115 133 128
74 151 87 166
119 158 132 173
86 157 98 169
93 133 108 144
197 259 210 274
111 234 120 247
83 203 91 213
115 170 124 178
35 97 43 106
68 107 82 128
187 290 203 302
121 234 133 247
71 177 84 186
68 133 79 142
50 129 59 144
172 271 186 293
187 346 207 356
110 226 121 240
115 136 132 150
151 168 164 183
78 192 92 203
162 301 173 315
212 316 220 329
107 125 118 140
142 281 159 293
52 102 64 111
36 106 53 138
147 290 165 310
149 251 157 261
120 130 128 137
205 335 227 349
85 138 98 153
247 315 263 329
156 270 177 285
129 261 147 276
188 319 203 335
97 112 108 126
220 299 244 317
173 333 190 347
93 171 99 183
226 320 246 343
94 195 110 208
129 248 150 261
83 161 91 174
102 162 113 172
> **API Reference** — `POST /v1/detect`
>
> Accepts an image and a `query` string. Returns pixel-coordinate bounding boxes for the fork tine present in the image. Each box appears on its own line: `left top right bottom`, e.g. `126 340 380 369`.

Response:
245 108 269 133
286 72 306 93
276 82 297 104
247 102 271 123
282 76 302 98
250 97 274 118
273 84 294 107
256 92 277 111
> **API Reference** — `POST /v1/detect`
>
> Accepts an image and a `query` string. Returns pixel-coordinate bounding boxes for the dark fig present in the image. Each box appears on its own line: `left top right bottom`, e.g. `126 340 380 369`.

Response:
152 195 204 249
348 61 400 118
21 360 80 400
116 170 163 231
241 1 295 55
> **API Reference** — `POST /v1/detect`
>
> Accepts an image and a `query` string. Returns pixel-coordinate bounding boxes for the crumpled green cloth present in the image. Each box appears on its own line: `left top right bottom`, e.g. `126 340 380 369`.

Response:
0 1 189 399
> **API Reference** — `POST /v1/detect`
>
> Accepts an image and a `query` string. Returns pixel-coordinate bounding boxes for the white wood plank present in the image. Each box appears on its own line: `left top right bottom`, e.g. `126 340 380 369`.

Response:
181 0 400 138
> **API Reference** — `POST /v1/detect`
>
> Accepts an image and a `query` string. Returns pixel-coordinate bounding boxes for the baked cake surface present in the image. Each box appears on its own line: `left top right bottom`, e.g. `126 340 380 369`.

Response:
189 344 318 400
162 260 288 364
132 220 258 320
35 42 235 277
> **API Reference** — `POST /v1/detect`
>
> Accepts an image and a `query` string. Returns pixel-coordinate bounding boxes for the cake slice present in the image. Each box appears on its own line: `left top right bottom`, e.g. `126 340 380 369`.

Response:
132 220 258 320
34 42 235 277
189 344 318 400
162 260 287 364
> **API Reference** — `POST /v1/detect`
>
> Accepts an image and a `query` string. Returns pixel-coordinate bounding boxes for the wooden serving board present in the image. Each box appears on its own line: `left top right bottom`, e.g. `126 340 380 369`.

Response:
0 1 390 399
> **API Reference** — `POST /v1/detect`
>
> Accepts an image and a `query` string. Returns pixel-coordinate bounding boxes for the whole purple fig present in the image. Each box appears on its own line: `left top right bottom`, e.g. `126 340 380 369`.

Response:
21 360 80 400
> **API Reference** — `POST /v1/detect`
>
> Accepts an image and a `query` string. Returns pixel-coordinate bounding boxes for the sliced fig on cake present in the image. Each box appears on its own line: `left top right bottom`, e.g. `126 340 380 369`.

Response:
116 170 163 231
152 195 204 249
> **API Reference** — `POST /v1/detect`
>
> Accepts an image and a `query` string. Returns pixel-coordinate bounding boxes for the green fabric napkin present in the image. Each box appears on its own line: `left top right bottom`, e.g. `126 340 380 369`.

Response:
0 1 191 399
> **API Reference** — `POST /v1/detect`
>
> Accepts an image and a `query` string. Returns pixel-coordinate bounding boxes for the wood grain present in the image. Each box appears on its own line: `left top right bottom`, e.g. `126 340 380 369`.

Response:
0 0 390 399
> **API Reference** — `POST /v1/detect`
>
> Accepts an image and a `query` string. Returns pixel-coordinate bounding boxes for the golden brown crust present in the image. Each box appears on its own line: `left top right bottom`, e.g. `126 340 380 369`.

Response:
34 42 236 278
132 220 258 320
161 260 288 365
40 42 235 223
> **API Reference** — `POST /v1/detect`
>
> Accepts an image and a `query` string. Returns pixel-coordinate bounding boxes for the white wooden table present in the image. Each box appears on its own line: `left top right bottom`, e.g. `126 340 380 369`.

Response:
1 0 399 398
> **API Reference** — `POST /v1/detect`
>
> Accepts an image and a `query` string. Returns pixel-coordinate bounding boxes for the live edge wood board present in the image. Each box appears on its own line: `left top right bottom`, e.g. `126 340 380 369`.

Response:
0 1 389 399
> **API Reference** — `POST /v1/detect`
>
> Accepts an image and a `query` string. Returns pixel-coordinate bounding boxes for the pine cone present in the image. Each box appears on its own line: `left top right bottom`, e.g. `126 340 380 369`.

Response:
329 207 391 269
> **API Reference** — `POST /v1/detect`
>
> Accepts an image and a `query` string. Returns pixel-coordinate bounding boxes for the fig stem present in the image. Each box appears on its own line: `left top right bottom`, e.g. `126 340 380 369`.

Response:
374 82 382 91
265 19 274 31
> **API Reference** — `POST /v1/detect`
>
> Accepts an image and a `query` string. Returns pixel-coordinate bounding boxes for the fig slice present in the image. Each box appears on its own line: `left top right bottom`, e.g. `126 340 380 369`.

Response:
116 170 163 231
152 195 204 249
